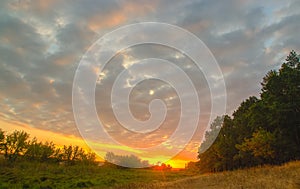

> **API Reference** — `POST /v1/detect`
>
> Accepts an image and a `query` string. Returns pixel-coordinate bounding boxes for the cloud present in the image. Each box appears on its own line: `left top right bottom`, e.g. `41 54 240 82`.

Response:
0 0 299 165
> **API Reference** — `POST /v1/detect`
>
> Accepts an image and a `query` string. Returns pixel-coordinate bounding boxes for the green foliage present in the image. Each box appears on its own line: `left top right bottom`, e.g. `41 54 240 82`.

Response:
0 129 97 165
198 50 300 172
0 158 194 189
198 116 223 154
25 138 56 161
236 128 276 162
4 130 30 161
261 50 300 161
60 145 96 165
198 115 238 172
0 129 4 152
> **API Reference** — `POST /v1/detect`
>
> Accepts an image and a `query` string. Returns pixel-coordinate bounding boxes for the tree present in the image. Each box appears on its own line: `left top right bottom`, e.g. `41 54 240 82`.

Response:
0 129 5 153
4 130 30 161
198 115 238 172
231 96 265 167
81 151 97 165
0 129 97 165
61 145 76 162
104 152 150 168
261 50 300 161
198 116 223 154
197 51 300 172
285 50 300 69
59 145 94 164
236 128 276 164
25 138 56 162
232 96 260 142
152 163 172 170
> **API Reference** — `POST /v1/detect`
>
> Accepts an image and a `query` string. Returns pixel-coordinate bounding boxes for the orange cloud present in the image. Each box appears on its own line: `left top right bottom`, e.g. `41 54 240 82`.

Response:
87 1 158 32
35 0 61 12
54 54 76 66
9 0 61 13
185 20 211 33
88 12 126 32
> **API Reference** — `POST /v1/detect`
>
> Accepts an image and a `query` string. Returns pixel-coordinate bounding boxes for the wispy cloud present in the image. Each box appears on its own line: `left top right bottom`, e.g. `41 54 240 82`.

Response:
0 0 299 166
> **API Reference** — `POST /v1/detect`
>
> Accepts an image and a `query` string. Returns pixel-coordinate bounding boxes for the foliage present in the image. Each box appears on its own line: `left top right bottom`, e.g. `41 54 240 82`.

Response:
59 145 96 165
198 50 300 172
0 157 195 189
117 161 300 189
0 128 4 152
198 116 223 154
152 163 172 171
105 152 150 168
3 130 30 162
0 129 96 165
236 128 276 162
24 138 56 161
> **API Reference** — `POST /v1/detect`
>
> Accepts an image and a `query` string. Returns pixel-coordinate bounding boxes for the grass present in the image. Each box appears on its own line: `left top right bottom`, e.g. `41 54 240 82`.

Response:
0 159 194 189
0 159 299 189
116 161 300 189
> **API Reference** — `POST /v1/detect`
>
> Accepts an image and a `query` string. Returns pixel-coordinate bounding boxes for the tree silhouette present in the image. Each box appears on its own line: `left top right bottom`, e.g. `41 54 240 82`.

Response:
104 152 150 168
25 138 56 161
0 128 4 153
0 129 97 165
4 130 30 161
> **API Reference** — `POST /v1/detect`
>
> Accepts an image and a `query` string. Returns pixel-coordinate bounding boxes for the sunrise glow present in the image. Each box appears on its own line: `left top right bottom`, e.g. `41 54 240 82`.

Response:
1 1 299 169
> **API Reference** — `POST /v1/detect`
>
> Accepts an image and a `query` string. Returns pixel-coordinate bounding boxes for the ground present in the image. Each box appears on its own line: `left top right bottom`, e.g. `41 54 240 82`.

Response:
0 159 299 189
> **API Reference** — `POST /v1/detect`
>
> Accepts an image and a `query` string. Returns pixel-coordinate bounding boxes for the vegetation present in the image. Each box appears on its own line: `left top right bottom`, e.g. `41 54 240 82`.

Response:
104 152 151 168
198 50 300 172
0 51 299 188
0 157 193 189
116 161 300 189
126 162 300 189
0 129 176 188
0 153 299 188
0 129 96 165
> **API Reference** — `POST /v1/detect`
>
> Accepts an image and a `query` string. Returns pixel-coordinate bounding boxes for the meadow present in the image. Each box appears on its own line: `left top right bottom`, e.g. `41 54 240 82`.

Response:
0 158 299 189
119 161 300 189
0 157 193 189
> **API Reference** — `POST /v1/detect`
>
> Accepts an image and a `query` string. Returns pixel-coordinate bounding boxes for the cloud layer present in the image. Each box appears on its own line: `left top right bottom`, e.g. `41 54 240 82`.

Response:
0 0 299 165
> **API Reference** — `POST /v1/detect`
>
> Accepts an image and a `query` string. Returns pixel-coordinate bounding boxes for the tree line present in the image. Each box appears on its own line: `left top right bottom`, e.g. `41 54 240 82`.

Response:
197 50 300 172
104 152 150 168
0 129 96 165
103 152 173 170
0 129 173 169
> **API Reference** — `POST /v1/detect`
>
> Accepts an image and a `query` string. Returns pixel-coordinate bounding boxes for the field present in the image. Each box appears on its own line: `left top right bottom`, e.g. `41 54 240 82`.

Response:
121 161 300 189
0 159 299 189
0 158 194 189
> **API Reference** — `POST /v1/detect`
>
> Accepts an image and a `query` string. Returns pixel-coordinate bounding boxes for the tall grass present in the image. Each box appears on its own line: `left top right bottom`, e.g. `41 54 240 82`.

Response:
113 161 300 189
1 158 299 189
0 158 194 189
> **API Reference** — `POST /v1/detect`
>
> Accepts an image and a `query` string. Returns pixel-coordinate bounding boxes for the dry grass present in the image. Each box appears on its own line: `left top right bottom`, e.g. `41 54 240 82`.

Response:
113 161 300 189
1 159 299 188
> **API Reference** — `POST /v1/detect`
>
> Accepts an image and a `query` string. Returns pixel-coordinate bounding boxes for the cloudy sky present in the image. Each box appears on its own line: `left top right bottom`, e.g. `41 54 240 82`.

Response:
0 0 299 168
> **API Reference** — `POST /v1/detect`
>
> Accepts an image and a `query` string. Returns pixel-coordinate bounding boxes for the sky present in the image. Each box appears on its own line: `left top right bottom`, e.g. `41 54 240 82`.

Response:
0 0 300 168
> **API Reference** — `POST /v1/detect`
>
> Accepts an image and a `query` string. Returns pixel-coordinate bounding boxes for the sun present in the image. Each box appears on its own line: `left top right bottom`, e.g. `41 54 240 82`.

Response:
149 90 154 95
